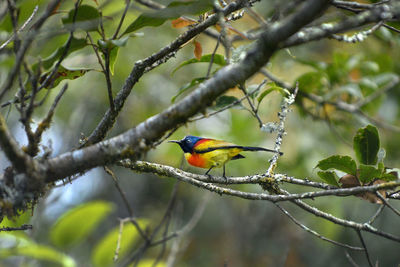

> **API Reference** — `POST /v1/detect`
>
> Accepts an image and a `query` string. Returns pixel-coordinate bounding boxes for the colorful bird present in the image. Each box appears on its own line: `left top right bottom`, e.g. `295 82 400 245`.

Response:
169 135 282 178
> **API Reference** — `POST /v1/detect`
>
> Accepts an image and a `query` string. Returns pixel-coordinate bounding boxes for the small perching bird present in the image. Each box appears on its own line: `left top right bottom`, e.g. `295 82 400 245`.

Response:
169 135 282 178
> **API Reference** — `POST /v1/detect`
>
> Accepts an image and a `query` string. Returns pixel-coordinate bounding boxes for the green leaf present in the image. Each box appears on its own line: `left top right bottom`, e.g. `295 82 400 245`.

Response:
257 83 287 104
50 201 114 248
360 61 380 75
339 84 362 98
296 72 326 93
380 172 398 182
214 95 241 109
153 1 212 18
0 234 76 267
62 5 101 31
40 65 92 89
294 58 326 71
137 259 167 267
378 161 384 173
123 16 166 35
122 1 212 35
38 37 88 71
109 47 119 75
353 125 380 165
98 39 121 76
111 36 130 47
92 219 148 267
0 211 31 228
172 54 226 75
359 77 378 92
326 52 353 85
317 171 340 187
171 77 207 103
358 164 382 184
316 155 357 175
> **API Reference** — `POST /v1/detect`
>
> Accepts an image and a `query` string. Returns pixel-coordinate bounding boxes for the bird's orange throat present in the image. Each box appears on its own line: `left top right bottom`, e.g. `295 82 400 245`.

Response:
185 153 207 168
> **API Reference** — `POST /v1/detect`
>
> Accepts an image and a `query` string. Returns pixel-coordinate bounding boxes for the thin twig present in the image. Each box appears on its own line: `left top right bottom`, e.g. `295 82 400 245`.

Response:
275 203 364 250
0 5 39 51
356 230 373 267
0 114 35 173
87 32 107 72
366 205 385 225
375 192 400 217
152 183 179 267
166 193 209 267
123 183 180 266
103 48 115 111
188 84 262 122
345 251 360 267
239 83 263 127
114 218 125 262
114 0 131 39
206 35 221 78
0 224 33 231
104 166 149 242
25 83 68 156
290 195 400 243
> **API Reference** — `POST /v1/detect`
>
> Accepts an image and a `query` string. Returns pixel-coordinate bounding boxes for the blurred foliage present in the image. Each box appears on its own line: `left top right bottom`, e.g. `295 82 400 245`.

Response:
0 0 399 266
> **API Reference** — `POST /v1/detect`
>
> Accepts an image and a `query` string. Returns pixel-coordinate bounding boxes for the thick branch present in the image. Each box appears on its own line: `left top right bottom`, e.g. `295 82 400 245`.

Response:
283 2 400 48
0 115 35 173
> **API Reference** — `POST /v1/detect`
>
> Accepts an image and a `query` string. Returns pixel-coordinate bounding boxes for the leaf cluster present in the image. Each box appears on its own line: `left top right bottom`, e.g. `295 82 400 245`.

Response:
316 125 398 202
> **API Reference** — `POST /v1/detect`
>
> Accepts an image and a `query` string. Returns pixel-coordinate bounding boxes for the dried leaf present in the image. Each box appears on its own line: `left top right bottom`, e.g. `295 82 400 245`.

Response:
171 17 196 28
349 68 361 81
338 174 360 188
339 175 386 204
360 192 383 204
388 170 398 179
373 179 387 199
193 40 202 60
359 179 386 203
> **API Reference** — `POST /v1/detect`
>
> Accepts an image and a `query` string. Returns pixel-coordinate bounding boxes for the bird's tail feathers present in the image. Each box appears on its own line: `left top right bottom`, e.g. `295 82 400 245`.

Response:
195 145 283 155
240 146 283 155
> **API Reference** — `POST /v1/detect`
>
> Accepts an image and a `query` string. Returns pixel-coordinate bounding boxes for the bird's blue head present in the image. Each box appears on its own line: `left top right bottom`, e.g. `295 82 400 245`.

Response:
168 135 202 153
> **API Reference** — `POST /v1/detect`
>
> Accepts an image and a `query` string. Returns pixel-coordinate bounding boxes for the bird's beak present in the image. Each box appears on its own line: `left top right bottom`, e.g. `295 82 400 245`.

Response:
168 140 181 144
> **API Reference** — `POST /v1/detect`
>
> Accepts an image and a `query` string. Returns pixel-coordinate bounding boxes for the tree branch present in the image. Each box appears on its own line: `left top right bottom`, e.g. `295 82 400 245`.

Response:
83 0 259 146
44 0 330 183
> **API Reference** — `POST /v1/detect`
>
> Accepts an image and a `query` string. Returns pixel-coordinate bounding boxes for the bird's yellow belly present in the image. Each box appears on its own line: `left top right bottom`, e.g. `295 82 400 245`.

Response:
185 148 242 169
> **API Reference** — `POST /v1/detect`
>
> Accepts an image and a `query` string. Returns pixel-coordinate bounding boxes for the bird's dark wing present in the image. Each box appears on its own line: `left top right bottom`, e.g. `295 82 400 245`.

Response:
194 145 244 154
